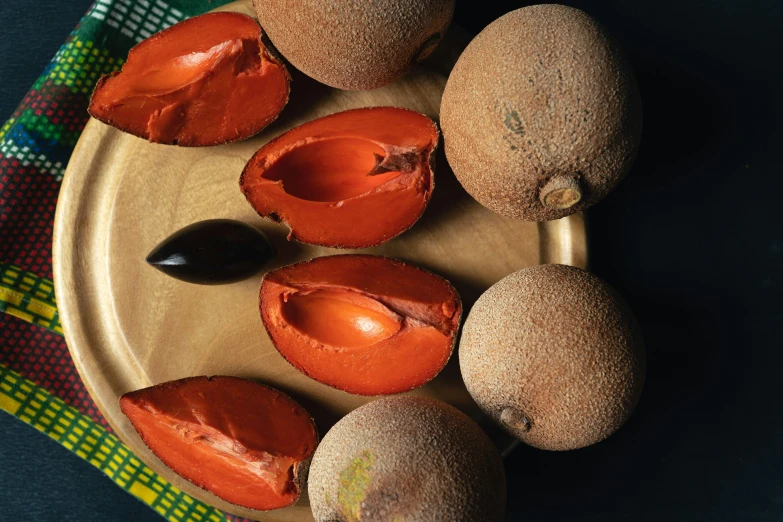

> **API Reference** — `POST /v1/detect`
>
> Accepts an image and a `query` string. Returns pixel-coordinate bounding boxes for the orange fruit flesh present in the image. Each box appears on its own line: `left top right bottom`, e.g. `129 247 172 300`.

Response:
260 255 461 395
261 137 401 202
282 289 403 349
240 107 438 248
88 12 289 146
120 377 317 511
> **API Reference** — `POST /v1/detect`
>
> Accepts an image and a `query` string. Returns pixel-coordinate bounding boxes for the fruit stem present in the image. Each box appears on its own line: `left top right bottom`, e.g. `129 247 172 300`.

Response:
539 175 582 210
501 407 532 432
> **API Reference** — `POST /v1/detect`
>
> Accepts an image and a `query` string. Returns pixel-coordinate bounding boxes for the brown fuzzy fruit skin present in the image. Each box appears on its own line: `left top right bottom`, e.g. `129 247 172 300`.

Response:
459 264 645 451
253 0 455 90
309 396 506 522
440 5 642 221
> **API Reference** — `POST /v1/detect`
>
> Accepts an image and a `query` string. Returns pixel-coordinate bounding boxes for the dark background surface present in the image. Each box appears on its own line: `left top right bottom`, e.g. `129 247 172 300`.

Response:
1 0 781 520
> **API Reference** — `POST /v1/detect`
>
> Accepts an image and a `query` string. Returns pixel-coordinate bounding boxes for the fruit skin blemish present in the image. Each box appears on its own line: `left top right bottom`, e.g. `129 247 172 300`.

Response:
309 396 506 522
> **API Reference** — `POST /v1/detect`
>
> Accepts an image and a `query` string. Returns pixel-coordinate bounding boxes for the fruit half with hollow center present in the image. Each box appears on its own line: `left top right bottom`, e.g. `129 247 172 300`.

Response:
119 376 318 510
259 255 461 395
88 12 290 146
240 107 438 248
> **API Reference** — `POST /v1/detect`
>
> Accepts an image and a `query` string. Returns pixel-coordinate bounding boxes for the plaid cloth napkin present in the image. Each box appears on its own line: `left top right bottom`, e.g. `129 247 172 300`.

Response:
0 1 256 520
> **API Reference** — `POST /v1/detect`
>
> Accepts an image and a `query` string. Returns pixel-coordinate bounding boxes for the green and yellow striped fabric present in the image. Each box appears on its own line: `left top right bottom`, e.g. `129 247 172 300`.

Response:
0 0 245 520
0 262 62 333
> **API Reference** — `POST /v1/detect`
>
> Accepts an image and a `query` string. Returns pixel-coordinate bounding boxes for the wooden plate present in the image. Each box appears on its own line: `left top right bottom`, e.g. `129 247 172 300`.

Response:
53 2 587 520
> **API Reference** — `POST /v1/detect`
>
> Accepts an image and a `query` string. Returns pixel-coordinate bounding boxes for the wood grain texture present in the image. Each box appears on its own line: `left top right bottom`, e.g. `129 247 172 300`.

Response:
52 1 586 520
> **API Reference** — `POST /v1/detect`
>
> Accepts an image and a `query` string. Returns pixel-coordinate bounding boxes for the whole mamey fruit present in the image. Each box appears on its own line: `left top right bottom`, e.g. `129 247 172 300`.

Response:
253 0 455 90
120 376 318 510
460 264 645 450
308 396 506 522
441 5 642 221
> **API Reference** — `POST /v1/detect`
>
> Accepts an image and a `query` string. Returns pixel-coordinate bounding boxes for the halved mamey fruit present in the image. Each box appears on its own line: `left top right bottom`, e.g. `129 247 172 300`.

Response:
88 12 290 146
259 255 461 395
240 107 438 248
119 376 318 511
